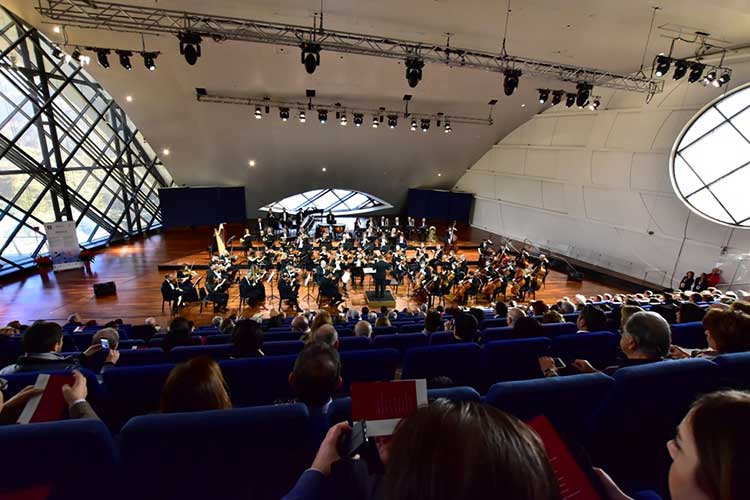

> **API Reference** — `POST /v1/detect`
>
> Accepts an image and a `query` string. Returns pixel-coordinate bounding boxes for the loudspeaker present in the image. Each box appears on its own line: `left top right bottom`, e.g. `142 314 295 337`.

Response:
567 271 584 282
93 281 117 297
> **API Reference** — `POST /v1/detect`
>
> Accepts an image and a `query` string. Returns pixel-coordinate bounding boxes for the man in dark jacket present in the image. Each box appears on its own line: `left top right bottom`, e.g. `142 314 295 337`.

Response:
373 256 390 298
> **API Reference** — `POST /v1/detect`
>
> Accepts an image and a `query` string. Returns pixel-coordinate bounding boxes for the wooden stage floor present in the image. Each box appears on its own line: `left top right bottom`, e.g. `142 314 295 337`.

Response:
0 227 628 326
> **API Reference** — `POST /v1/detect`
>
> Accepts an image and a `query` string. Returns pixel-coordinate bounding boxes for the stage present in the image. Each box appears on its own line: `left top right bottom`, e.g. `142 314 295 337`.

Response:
0 226 628 326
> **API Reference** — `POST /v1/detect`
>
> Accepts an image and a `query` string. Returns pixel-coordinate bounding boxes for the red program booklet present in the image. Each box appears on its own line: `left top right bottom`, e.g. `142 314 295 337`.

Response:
350 379 428 436
527 415 601 500
16 373 75 424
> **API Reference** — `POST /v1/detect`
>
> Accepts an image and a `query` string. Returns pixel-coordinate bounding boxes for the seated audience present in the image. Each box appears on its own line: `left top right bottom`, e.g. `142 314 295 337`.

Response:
311 311 333 334
211 315 223 329
468 307 485 329
0 321 118 375
577 304 608 333
283 399 558 500
678 271 695 292
530 300 549 316
450 313 478 343
313 324 339 349
541 311 670 376
354 320 372 338
671 308 750 359
619 305 644 331
288 343 341 415
231 320 265 358
506 307 525 327
374 316 391 328
64 313 83 330
541 310 564 324
511 316 545 339
292 315 312 342
494 300 508 318
596 390 750 500
677 301 706 324
267 311 285 328
162 317 197 352
219 317 235 334
346 309 360 322
160 356 232 413
731 301 750 315
92 327 119 350
558 298 576 314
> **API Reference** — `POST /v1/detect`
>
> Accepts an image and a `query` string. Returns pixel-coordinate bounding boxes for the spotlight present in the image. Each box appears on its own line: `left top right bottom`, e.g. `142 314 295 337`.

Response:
95 49 110 69
444 122 452 134
178 32 202 66
588 99 600 111
353 114 364 127
254 107 262 119
71 48 82 63
718 71 731 86
655 54 670 77
576 82 592 108
299 110 306 123
279 108 290 121
538 89 550 104
503 69 521 96
672 59 689 80
318 109 328 123
300 42 321 74
142 52 157 71
420 119 430 133
117 50 133 71
565 93 576 108
388 115 398 129
371 116 379 128
340 114 348 126
410 119 417 131
688 62 705 84
551 90 564 106
52 46 63 59
405 58 425 88
704 70 718 87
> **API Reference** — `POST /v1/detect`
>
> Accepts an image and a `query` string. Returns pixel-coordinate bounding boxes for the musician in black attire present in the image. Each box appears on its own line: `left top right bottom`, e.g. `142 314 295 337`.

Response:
294 210 303 228
418 217 428 242
239 272 265 308
279 273 303 312
373 256 391 298
176 267 200 303
161 274 183 312
319 272 343 306
326 211 336 225
206 264 229 311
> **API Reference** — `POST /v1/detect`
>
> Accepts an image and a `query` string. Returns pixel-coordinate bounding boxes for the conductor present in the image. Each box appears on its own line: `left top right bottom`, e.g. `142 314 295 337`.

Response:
373 255 391 298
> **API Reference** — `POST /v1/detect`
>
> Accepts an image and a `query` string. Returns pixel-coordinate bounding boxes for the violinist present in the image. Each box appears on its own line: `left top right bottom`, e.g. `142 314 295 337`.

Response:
319 272 344 306
177 265 200 303
161 274 184 312
263 228 275 249
278 271 303 312
240 270 266 309
396 232 408 250
205 264 229 311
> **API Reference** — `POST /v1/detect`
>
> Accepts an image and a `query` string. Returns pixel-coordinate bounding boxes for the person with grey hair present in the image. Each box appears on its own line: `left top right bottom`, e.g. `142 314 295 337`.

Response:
291 315 312 343
354 320 372 338
539 311 670 377
558 299 576 315
144 317 160 331
312 323 339 350
346 309 361 322
211 316 223 329
506 307 525 327
368 311 378 322
92 327 120 350
387 310 398 321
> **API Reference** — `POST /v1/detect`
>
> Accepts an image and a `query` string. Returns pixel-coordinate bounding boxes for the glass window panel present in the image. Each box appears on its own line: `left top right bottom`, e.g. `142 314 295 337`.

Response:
708 165 750 223
312 191 339 210
716 90 750 119
344 193 368 209
678 107 726 150
673 156 705 196
679 122 750 185
686 189 733 224
729 108 750 141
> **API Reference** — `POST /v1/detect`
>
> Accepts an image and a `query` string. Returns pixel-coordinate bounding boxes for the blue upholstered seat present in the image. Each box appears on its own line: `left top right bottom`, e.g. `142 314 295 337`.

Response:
220 355 297 406
338 336 371 351
402 343 482 389
339 349 400 392
117 347 167 366
481 337 550 385
372 333 428 353
168 344 233 363
670 322 707 349
262 340 305 356
550 332 620 369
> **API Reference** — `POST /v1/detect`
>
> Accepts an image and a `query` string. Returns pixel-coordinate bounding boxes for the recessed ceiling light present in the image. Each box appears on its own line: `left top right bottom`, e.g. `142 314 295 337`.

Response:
53 26 61 34
321 167 327 172
162 148 170 156
125 95 133 102
521 104 526 108
248 160 256 167
438 173 442 177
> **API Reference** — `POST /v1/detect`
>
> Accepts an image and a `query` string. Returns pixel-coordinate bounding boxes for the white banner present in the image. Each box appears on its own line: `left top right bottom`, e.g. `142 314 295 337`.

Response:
44 221 83 271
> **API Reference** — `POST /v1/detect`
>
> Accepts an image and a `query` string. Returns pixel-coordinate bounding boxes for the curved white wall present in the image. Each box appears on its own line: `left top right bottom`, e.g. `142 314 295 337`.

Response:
455 55 750 289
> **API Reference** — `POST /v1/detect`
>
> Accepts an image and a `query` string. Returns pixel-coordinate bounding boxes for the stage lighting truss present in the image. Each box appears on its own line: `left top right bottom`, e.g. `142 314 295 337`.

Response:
649 33 733 88
36 0 663 97
195 89 495 129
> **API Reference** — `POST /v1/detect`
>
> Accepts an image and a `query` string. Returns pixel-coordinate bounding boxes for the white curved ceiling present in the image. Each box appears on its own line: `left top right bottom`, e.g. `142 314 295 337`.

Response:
6 0 750 216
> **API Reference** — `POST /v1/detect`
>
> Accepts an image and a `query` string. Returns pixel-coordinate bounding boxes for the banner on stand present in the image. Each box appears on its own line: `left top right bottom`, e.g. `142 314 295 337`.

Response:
44 221 83 271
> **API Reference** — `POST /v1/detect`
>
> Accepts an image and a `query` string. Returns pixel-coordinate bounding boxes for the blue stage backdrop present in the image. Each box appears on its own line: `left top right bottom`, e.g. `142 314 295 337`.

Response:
406 189 474 223
159 186 247 229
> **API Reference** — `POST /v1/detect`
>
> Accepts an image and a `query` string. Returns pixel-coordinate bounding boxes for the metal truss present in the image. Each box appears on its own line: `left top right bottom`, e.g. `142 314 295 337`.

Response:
0 6 171 275
36 0 664 96
197 92 494 126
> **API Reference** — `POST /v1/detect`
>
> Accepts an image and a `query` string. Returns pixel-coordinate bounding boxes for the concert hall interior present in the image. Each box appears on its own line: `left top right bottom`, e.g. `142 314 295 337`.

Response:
2 1 750 499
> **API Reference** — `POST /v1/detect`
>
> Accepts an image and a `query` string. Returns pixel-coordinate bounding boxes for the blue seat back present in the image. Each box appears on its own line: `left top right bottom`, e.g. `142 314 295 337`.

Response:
119 404 314 500
117 347 167 366
402 344 482 388
102 364 174 425
338 336 371 351
428 332 457 345
480 326 513 342
482 318 507 329
206 333 232 345
671 322 707 349
220 355 297 406
713 352 750 390
263 340 305 356
551 332 620 369
0 419 118 500
373 326 398 336
486 373 614 442
72 332 94 351
372 333 428 353
0 338 23 368
481 337 550 385
264 331 300 342
168 344 233 363
118 339 145 349
541 322 578 337
339 349 400 392
398 323 425 333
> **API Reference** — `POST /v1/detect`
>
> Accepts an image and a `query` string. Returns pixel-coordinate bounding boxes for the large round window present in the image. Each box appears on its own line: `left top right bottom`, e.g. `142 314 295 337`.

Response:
670 83 750 227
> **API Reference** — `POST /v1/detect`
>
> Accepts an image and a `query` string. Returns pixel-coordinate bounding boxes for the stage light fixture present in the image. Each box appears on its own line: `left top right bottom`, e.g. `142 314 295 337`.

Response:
444 122 452 134
340 113 348 126
503 69 521 96
371 116 379 128
688 62 705 84
405 58 425 88
299 110 306 123
117 50 133 70
538 89 550 104
95 49 110 69
388 115 398 128
71 48 82 63
565 93 576 108
718 71 731 86
588 99 600 111
254 106 262 119
300 42 321 74
551 90 564 106
52 46 63 59
704 70 717 87
178 32 202 65
318 109 328 123
576 82 592 108
142 52 157 71
410 119 417 131
420 119 430 133
655 54 670 77
279 108 290 121
672 59 689 80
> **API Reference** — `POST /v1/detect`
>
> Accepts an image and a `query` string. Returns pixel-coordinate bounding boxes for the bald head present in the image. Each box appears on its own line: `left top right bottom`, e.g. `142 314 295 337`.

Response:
313 323 339 349
507 307 525 327
354 320 372 338
291 315 310 333
622 311 671 359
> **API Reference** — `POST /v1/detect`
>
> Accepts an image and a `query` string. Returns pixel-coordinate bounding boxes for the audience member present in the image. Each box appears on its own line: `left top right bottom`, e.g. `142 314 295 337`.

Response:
558 298 576 314
311 311 333 334
619 305 644 331
162 317 197 353
671 308 750 359
160 356 232 413
231 320 265 358
313 324 339 349
506 307 525 327
0 321 118 375
530 300 549 316
292 315 312 342
354 320 372 338
346 309 360 322
267 311 285 328
451 313 478 343
468 307 485 329
422 311 443 335
677 302 706 324
541 310 564 324
288 343 341 415
64 313 83 330
374 316 391 328
731 301 750 315
92 327 119 350
211 315 223 329
577 304 608 333
596 390 750 500
678 271 695 292
511 316 545 339
494 301 508 318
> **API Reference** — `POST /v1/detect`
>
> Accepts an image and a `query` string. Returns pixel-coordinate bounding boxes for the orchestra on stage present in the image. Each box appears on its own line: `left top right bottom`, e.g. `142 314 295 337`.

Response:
160 210 550 314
